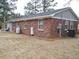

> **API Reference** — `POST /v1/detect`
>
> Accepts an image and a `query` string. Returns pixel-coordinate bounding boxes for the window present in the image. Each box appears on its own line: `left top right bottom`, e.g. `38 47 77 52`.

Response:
65 21 70 30
65 21 74 30
65 21 69 25
38 20 44 30
70 21 74 30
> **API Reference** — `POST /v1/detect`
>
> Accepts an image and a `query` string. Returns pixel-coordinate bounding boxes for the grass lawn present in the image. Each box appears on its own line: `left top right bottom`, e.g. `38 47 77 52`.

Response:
0 32 79 59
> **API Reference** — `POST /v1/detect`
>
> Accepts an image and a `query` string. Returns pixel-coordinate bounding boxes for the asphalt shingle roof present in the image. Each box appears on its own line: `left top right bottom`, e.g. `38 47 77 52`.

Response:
8 7 78 22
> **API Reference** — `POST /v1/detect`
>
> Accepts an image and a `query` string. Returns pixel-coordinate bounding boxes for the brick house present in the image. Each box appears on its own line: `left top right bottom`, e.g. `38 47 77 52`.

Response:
7 7 78 38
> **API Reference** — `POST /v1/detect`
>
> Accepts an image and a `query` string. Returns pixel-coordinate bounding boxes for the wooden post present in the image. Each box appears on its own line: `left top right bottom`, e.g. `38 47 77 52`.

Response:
59 24 62 38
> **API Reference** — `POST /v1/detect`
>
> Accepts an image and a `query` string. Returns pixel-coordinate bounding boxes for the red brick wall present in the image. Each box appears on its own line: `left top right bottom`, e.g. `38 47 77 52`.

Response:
12 18 78 38
12 18 61 38
75 22 78 34
50 19 63 37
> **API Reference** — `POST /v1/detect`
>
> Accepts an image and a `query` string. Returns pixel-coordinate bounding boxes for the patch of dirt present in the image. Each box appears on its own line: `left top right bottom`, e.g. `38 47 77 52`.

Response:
0 32 79 59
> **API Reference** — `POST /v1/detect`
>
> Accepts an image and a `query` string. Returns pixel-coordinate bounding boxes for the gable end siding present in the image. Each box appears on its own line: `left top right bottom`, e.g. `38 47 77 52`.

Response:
53 9 78 20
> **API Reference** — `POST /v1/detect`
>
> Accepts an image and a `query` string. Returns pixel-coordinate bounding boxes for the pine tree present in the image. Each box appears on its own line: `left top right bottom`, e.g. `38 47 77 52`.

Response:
0 0 17 30
24 0 41 15
64 0 72 7
24 0 57 15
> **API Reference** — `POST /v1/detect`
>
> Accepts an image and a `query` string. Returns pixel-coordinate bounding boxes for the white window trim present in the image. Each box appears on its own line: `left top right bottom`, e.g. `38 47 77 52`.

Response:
38 19 44 31
70 21 74 30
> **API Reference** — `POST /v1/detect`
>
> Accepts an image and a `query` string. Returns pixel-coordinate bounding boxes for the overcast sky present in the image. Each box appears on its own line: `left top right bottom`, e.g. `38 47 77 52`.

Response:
14 0 79 16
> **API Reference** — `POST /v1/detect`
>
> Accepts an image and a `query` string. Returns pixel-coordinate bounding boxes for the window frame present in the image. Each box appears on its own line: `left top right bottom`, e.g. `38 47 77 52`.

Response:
38 19 44 31
64 20 70 30
70 21 74 30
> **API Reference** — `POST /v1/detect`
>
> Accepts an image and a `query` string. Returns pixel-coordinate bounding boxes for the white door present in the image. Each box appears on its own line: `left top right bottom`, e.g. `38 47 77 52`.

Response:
9 23 12 32
16 26 20 34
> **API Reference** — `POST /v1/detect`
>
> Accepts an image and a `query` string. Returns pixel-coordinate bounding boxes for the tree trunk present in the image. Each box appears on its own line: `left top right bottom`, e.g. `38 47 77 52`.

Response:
3 16 6 31
42 0 46 12
35 2 36 14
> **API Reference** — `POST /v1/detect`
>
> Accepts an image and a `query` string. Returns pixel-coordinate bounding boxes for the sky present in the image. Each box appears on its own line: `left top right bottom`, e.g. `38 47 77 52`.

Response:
14 0 79 16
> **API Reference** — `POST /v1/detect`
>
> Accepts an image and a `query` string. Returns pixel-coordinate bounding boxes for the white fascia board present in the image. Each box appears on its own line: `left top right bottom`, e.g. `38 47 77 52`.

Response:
51 16 77 21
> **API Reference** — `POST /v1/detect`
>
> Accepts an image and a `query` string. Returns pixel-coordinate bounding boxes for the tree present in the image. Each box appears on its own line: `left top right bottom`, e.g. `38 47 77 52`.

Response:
64 0 72 7
37 0 57 12
42 0 55 12
24 0 57 15
0 0 17 30
24 0 41 15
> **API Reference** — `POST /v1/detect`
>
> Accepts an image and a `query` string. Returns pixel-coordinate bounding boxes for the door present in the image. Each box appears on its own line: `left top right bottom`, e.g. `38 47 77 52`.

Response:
9 23 12 32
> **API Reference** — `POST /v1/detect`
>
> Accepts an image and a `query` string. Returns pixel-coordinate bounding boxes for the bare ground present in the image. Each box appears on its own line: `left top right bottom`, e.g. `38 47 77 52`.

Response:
0 32 79 59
